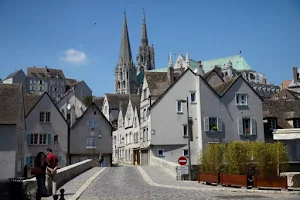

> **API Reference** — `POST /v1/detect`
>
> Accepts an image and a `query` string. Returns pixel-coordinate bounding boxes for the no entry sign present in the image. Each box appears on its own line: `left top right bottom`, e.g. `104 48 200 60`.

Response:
178 156 187 166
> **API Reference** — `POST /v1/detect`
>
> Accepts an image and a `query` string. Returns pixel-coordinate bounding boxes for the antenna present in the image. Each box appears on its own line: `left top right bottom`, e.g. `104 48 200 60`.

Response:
67 103 71 110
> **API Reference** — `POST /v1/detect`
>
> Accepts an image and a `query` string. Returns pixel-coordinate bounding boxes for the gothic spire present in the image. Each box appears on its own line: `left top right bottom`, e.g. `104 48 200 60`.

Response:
119 12 132 65
141 9 148 46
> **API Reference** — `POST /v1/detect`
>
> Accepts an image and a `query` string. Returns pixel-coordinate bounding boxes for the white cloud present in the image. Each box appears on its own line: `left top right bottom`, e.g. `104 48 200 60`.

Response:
60 49 87 66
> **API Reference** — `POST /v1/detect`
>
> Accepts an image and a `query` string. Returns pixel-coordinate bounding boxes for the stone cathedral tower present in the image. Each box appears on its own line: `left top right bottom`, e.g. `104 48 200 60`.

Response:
136 10 155 74
114 12 138 94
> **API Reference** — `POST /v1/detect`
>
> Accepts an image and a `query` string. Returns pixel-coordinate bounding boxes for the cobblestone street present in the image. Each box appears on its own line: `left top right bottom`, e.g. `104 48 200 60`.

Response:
78 166 299 200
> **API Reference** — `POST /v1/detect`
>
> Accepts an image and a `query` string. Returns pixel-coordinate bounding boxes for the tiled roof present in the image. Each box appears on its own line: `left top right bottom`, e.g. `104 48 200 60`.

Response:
5 69 22 79
105 94 139 110
65 78 77 86
263 100 300 128
27 67 65 79
269 88 300 101
119 100 130 118
94 96 104 106
250 83 280 100
281 80 292 89
213 77 239 96
130 95 141 111
0 84 23 124
23 94 42 116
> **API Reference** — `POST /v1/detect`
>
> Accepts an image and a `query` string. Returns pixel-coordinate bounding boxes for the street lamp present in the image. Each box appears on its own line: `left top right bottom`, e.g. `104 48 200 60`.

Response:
181 96 192 181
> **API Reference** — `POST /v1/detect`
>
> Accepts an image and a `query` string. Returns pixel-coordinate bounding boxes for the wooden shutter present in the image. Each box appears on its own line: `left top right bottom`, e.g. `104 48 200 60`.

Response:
58 156 62 163
237 118 243 135
204 117 209 132
47 133 51 145
251 118 257 135
217 118 222 132
25 157 30 167
26 133 31 146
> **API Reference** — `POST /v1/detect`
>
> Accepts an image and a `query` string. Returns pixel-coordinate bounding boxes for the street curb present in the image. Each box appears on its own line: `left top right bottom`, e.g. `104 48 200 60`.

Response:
137 166 300 195
68 167 107 200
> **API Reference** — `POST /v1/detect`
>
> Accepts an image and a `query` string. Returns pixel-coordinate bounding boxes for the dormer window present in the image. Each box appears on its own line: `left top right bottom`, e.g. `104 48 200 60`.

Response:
39 73 44 78
31 73 36 77
293 119 300 128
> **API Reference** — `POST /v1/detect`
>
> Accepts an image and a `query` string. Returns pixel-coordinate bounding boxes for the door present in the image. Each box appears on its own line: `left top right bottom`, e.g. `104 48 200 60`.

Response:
140 150 149 165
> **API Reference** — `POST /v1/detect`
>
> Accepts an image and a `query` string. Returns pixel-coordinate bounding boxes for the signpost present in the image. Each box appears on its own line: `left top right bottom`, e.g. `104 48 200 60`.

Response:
178 156 187 166
177 156 188 175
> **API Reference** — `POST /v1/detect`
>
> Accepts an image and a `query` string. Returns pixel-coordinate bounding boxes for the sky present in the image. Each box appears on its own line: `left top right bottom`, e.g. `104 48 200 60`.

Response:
0 0 299 96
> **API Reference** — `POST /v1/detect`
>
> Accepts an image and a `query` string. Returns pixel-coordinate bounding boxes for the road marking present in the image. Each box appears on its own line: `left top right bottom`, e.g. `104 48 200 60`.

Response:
68 167 107 200
137 166 299 195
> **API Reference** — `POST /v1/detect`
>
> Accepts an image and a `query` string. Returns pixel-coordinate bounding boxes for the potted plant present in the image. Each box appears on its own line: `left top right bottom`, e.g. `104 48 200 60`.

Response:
211 125 218 131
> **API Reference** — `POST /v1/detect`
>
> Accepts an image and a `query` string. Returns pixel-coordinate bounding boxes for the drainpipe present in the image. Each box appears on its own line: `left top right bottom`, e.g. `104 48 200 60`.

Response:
67 124 71 165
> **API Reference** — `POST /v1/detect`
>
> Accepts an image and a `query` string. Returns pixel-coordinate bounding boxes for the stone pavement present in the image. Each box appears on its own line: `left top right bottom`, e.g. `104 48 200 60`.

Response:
78 166 300 200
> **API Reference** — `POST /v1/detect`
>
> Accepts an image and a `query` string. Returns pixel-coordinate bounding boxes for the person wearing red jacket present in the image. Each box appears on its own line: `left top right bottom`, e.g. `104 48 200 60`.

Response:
45 148 58 196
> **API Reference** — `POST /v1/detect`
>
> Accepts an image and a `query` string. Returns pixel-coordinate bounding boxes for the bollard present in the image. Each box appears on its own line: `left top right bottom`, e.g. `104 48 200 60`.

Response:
53 188 65 200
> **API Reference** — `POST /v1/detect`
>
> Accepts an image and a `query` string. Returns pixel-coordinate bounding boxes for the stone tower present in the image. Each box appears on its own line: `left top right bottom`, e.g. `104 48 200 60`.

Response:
136 10 155 74
114 12 138 94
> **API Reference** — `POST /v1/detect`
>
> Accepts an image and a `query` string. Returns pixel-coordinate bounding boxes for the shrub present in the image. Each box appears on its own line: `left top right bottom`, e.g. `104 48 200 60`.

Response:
199 143 224 173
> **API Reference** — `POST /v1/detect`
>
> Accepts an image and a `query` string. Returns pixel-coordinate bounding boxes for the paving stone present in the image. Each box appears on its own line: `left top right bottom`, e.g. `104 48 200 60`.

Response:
79 166 298 200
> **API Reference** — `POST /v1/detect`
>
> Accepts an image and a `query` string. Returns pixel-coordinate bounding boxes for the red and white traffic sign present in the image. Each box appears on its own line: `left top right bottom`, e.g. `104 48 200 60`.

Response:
178 156 187 166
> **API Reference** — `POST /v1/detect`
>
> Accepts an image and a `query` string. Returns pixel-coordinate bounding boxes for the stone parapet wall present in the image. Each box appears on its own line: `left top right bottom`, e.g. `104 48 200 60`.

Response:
150 157 180 179
280 172 300 187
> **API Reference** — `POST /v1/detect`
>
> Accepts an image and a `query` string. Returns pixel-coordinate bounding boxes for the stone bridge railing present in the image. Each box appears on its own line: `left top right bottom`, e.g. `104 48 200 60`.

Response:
150 156 180 179
22 159 94 199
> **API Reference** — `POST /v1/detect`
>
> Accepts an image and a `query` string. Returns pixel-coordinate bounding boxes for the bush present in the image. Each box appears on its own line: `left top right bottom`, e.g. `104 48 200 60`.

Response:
199 141 289 177
199 143 224 173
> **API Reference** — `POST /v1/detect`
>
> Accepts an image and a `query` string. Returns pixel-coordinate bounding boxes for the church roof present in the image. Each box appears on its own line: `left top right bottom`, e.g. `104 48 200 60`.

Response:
150 53 253 73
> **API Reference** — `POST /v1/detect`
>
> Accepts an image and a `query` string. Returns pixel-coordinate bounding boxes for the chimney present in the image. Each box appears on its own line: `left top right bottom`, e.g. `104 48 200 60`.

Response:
197 61 204 76
167 66 174 84
70 105 76 127
293 67 298 84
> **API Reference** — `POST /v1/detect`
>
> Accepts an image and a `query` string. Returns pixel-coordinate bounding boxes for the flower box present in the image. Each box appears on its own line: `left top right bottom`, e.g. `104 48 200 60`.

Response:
220 173 248 187
198 172 219 184
253 176 287 189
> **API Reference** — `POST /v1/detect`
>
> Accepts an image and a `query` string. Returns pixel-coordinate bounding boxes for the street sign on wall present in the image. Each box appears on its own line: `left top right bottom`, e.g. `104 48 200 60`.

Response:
178 156 187 166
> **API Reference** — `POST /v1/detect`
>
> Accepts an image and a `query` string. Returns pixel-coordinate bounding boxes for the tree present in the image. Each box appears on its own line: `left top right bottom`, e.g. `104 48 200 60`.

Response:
83 96 93 107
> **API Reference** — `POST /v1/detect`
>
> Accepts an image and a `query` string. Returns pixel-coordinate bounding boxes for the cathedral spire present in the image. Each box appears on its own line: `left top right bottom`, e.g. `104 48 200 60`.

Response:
141 9 148 46
119 12 132 65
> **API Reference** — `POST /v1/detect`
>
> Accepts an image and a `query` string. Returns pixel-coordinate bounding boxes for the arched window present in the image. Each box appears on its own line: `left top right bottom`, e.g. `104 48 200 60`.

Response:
123 81 126 88
127 71 129 79
117 82 120 89
120 71 123 80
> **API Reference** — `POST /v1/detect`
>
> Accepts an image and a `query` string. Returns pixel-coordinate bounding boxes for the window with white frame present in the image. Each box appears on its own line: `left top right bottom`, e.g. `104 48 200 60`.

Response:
183 149 189 157
182 125 188 137
157 149 164 157
30 133 48 145
45 112 51 122
54 135 58 142
39 112 44 122
268 118 277 130
236 93 248 106
30 85 35 91
86 137 96 149
176 100 183 113
40 112 51 123
285 143 292 161
294 119 300 128
204 117 222 132
30 134 38 145
237 117 257 135
39 133 47 145
190 92 196 103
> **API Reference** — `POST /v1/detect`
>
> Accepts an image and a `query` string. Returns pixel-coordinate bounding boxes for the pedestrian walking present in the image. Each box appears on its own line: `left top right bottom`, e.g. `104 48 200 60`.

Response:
45 148 58 196
98 153 104 167
32 152 48 200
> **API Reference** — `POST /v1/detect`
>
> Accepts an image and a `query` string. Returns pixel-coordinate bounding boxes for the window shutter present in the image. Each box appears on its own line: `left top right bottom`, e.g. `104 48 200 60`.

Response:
251 118 257 135
26 133 31 146
86 119 91 128
58 156 62 163
47 133 51 145
237 118 243 135
217 118 222 132
94 120 99 129
204 117 209 131
25 157 30 166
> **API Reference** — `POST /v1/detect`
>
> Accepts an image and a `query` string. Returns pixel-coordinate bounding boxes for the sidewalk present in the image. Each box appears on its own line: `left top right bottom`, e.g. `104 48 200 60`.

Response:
42 167 105 200
139 166 300 194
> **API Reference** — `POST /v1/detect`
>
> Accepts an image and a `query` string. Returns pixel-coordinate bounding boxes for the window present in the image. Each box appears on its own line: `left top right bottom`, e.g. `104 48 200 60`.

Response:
39 80 43 85
237 118 257 135
39 86 43 92
30 86 35 91
30 134 38 145
61 109 65 115
157 149 164 157
190 92 196 103
176 101 183 113
29 133 50 145
297 142 300 160
143 108 146 121
204 117 222 132
29 156 35 168
86 137 96 149
182 125 188 137
67 114 71 120
54 135 58 142
183 149 189 157
39 134 47 145
294 119 300 128
236 93 248 106
268 118 277 130
143 89 147 99
39 112 45 122
45 112 51 122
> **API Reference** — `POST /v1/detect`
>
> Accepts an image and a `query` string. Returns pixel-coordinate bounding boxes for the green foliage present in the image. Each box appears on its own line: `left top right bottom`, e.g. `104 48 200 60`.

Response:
199 141 289 177
83 96 93 107
199 143 224 173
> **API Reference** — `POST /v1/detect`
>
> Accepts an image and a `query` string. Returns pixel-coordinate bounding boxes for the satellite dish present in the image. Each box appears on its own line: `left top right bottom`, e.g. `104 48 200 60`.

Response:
67 103 71 110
